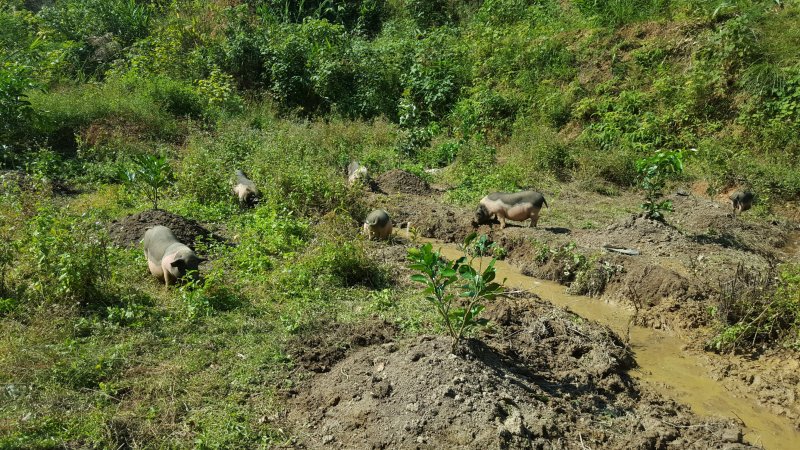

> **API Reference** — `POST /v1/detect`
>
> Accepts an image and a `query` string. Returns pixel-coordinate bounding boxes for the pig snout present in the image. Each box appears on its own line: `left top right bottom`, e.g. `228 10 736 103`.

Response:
473 204 491 226
160 249 202 285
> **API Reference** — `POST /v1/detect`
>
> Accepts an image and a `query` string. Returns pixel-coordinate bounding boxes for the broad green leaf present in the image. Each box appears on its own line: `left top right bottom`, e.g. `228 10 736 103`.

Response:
410 274 429 284
463 231 478 248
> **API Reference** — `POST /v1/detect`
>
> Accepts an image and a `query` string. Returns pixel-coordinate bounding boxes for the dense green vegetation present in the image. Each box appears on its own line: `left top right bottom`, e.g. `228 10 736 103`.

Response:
2 0 800 446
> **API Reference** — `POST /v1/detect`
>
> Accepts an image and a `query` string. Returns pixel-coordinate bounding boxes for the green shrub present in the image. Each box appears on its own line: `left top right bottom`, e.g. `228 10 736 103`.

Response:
119 151 174 210
405 0 452 29
180 268 242 320
232 204 310 274
176 136 241 205
298 239 385 288
22 206 110 307
259 0 387 34
27 79 182 151
635 149 685 220
708 263 800 353
506 124 575 181
452 89 519 139
400 28 468 126
465 234 507 260
195 67 243 120
0 61 37 148
39 0 153 77
149 76 204 119
445 140 525 205
408 234 505 353
573 0 670 26
272 168 355 215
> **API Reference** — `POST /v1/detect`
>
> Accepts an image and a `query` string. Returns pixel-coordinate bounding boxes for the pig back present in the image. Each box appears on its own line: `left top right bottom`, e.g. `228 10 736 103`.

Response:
366 209 390 227
143 226 181 263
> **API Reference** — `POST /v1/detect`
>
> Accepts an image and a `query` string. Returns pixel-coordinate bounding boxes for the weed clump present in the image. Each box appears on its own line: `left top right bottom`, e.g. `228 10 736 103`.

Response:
708 263 800 353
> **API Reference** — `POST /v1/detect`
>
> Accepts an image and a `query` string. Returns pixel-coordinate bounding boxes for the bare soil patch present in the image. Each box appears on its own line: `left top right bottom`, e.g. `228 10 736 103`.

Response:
286 296 753 449
108 209 221 250
286 318 399 374
368 191 474 243
367 187 800 429
374 169 431 196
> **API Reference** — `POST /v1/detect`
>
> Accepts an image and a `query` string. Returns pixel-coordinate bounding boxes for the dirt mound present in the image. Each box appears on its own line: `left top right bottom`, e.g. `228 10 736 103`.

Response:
287 318 398 374
287 297 752 449
367 192 474 243
108 209 217 249
374 169 431 195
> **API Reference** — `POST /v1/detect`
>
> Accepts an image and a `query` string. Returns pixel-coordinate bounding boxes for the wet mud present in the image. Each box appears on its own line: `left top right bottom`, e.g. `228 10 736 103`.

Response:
352 186 800 448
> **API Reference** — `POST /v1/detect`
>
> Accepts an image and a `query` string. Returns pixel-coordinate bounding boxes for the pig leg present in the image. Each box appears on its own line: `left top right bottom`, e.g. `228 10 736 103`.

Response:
529 208 541 228
147 258 163 279
363 223 373 240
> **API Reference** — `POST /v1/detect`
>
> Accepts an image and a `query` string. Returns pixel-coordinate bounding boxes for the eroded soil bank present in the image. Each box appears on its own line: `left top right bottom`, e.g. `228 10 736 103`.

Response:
286 295 754 449
358 177 800 448
430 242 800 450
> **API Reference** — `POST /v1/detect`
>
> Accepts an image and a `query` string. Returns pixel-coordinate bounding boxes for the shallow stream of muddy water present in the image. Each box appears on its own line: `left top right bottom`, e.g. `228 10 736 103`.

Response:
424 239 800 450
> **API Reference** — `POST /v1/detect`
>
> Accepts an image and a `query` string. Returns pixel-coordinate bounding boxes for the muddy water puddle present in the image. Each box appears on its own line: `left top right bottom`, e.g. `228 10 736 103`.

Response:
424 240 799 449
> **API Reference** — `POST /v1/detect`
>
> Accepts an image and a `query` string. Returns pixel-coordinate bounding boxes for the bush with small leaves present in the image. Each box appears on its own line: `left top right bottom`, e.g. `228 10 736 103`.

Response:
635 150 684 220
119 152 174 210
408 233 505 353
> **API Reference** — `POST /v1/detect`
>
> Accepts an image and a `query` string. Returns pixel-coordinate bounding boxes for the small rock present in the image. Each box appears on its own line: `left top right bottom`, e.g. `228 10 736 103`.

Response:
381 342 398 353
721 428 742 443
370 380 392 399
328 395 340 407
409 351 425 362
499 410 527 437
406 402 419 412
321 435 335 445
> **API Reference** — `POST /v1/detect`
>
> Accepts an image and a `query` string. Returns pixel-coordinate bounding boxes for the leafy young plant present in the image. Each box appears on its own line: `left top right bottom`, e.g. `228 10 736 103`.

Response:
465 233 507 260
120 152 174 210
407 233 505 353
635 150 684 220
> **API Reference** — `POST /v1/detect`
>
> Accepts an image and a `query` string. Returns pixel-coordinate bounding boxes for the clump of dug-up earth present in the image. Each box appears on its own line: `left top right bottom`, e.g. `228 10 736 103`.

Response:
374 169 431 195
286 297 753 449
108 209 218 249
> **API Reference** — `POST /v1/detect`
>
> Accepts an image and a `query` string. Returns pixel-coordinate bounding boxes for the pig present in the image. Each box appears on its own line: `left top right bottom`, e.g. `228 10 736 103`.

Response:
233 169 258 206
143 225 202 286
363 209 393 240
347 161 369 186
729 191 755 216
473 191 549 229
